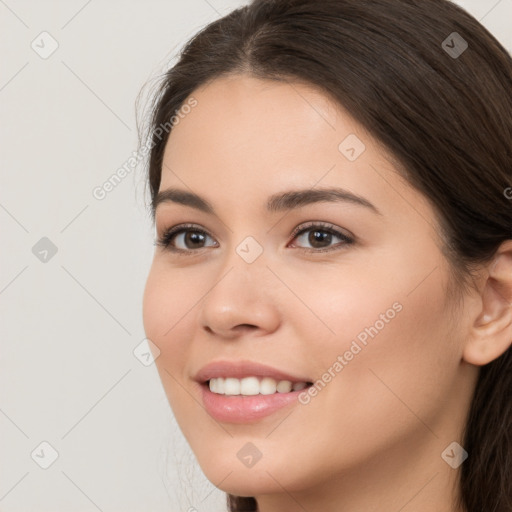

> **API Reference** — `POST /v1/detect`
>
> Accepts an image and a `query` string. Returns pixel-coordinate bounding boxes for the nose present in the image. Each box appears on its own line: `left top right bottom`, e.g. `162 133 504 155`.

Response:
198 256 281 340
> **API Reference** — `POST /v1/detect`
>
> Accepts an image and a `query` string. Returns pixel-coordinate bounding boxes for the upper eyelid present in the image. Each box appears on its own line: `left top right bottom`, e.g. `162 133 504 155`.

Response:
159 221 348 238
290 221 348 237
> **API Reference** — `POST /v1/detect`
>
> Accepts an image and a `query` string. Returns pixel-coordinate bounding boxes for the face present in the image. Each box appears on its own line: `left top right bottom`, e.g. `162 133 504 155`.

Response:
142 74 474 498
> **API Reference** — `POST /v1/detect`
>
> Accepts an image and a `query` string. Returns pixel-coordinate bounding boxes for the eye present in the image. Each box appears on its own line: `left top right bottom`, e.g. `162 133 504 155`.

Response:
288 221 354 253
155 221 354 255
155 223 217 254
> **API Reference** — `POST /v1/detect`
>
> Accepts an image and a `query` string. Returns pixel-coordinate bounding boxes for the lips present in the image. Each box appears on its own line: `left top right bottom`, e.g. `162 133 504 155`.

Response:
194 359 312 384
193 360 315 423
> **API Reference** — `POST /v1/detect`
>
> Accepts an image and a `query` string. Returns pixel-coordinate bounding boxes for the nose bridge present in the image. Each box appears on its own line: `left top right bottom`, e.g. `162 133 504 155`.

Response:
217 213 271 274
234 232 267 267
214 234 272 298
198 234 280 336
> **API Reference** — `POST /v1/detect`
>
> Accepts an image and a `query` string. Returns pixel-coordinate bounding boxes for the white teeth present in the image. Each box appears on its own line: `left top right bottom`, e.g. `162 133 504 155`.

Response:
240 376 260 395
224 377 240 395
260 377 277 395
208 377 310 395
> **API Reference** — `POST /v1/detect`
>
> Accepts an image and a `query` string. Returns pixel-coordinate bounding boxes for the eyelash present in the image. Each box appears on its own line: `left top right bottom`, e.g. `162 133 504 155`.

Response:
155 221 354 256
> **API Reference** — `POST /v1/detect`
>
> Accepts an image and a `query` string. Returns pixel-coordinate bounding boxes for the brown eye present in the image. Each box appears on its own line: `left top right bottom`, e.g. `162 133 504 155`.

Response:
156 224 217 253
289 223 354 253
174 230 208 250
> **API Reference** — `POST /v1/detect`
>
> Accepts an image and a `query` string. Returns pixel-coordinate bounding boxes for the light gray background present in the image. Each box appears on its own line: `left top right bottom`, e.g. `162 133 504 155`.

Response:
1 1 510 511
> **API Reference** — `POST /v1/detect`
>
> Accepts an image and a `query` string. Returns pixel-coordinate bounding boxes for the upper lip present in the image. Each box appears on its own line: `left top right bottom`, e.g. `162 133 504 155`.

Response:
194 360 312 384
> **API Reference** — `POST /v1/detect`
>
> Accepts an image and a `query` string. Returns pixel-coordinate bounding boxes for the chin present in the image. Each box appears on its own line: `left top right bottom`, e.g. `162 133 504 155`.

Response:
196 451 313 497
204 469 283 497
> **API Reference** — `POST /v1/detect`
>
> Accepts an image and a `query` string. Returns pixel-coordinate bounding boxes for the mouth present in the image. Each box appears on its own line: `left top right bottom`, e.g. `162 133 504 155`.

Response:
198 378 314 424
194 360 315 423
204 376 314 396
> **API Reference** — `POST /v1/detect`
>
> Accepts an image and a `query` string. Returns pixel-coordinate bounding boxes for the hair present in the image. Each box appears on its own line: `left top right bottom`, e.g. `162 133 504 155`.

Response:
139 0 512 510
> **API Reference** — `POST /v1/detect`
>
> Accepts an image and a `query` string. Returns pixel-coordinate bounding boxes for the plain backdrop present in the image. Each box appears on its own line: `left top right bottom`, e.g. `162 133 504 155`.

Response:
1 1 511 511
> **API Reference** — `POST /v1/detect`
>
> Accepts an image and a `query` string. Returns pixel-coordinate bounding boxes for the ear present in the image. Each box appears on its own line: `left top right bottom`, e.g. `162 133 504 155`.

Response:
463 240 512 366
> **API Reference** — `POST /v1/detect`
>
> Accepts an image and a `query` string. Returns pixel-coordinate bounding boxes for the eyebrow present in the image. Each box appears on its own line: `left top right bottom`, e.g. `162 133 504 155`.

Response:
153 186 382 215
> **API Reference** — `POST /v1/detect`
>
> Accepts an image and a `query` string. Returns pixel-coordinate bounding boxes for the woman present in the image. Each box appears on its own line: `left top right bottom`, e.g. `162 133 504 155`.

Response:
140 0 512 510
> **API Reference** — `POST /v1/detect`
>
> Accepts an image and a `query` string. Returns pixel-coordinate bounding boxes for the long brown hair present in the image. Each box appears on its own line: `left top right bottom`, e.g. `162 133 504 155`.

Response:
140 1 512 510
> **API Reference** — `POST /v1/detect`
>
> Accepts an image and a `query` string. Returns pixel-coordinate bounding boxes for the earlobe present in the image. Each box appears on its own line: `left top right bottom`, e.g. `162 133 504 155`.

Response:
462 241 512 366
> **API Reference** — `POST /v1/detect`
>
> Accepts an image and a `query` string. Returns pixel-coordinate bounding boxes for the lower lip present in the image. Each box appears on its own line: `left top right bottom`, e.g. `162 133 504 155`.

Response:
199 382 308 423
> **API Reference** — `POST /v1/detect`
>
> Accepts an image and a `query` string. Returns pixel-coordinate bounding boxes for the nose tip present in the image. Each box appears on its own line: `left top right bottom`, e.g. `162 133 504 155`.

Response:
198 260 281 339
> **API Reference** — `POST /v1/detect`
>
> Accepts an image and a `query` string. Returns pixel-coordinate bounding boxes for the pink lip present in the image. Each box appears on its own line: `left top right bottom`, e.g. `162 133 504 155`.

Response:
194 359 311 383
198 382 308 423
194 360 313 424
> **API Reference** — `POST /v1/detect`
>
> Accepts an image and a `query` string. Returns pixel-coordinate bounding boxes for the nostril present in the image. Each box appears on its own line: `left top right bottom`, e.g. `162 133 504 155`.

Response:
235 324 258 332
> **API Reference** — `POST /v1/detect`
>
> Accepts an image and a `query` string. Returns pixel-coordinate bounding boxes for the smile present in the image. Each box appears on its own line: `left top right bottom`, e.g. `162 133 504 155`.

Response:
208 376 311 395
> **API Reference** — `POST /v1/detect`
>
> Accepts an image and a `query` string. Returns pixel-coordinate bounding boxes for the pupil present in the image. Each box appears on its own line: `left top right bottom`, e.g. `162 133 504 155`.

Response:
309 230 331 248
186 231 204 248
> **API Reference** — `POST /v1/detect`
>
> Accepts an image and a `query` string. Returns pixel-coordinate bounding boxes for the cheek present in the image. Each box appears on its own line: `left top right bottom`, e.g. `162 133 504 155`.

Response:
142 264 193 377
143 282 167 341
311 246 456 366
142 261 192 342
292 253 458 428
142 265 199 429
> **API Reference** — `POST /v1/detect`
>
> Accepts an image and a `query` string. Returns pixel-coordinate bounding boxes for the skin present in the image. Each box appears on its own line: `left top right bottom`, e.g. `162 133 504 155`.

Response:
142 74 512 512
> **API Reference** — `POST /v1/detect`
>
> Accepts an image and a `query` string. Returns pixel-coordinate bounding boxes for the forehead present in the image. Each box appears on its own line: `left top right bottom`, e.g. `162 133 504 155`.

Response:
159 74 437 233
164 74 347 165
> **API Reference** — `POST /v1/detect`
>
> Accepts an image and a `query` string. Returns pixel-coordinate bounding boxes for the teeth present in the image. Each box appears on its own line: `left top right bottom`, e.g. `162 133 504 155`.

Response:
277 380 292 393
261 377 277 395
208 377 310 395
